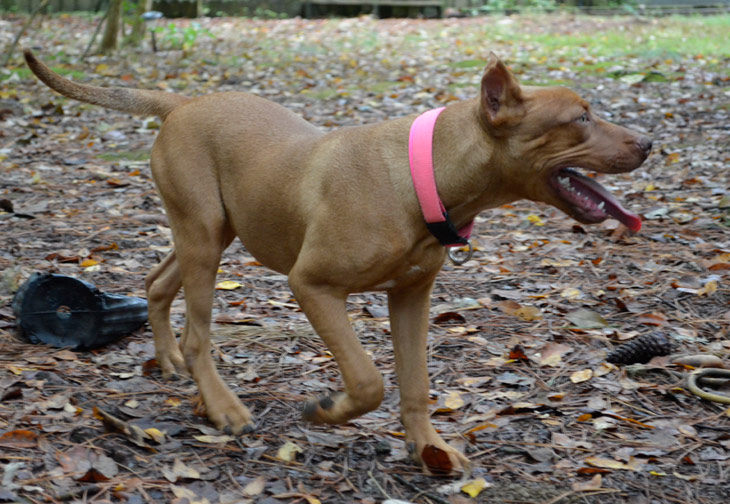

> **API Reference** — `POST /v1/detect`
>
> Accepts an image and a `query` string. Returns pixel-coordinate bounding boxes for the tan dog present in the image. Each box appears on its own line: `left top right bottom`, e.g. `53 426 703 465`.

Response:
25 49 651 474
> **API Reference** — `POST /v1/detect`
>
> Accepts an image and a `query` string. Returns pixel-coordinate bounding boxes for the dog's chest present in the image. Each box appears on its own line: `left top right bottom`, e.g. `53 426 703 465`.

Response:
374 264 426 290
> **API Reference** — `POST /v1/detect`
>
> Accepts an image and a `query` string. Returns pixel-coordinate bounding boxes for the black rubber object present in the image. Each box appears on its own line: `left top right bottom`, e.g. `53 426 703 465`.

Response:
12 273 148 350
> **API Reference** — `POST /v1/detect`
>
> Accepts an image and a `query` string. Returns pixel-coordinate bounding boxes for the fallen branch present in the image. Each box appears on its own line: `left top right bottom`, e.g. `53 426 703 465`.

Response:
2 0 49 68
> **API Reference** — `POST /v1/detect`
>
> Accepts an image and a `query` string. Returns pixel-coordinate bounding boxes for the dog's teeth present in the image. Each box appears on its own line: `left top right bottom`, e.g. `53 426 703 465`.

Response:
598 201 606 211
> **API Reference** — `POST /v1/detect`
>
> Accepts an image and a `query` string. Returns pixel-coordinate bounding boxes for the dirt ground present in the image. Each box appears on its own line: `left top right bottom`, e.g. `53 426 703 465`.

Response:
1 13 730 504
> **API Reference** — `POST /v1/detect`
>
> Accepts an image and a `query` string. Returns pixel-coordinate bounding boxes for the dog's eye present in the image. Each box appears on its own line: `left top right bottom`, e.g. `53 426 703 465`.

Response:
576 112 590 123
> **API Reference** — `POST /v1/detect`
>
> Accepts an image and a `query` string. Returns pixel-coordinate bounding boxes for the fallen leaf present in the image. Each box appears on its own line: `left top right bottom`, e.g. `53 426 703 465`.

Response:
536 342 573 367
561 287 583 299
433 311 466 324
277 441 303 462
163 458 201 482
513 305 542 321
144 427 166 444
0 430 38 448
584 456 644 471
637 312 668 327
443 390 465 410
495 300 521 314
461 477 490 497
508 344 529 361
170 484 211 504
698 280 717 297
56 446 119 481
570 368 593 383
421 444 453 475
216 280 243 290
193 434 235 444
243 476 266 496
572 474 603 491
565 308 608 329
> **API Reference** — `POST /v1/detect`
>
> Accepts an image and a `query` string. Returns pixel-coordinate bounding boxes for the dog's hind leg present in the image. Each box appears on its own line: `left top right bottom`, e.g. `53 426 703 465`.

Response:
171 219 249 433
145 251 186 379
151 149 252 434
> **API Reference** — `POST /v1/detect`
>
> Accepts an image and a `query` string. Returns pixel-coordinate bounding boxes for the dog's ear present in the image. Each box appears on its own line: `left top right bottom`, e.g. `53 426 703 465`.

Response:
480 53 524 128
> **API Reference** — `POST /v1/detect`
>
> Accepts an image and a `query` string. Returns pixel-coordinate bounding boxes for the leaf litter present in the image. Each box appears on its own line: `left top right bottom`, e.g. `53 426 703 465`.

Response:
1 12 730 504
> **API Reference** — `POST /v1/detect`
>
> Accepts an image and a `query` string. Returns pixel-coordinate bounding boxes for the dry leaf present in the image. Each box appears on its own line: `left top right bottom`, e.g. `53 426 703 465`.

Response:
698 280 717 296
193 434 235 444
277 441 303 462
0 429 38 448
163 458 201 482
637 312 668 327
513 305 542 321
565 308 608 329
170 484 211 504
216 280 243 290
591 416 616 431
570 368 593 383
433 311 466 324
572 474 603 491
537 342 573 367
495 300 521 314
421 444 453 475
461 477 490 497
585 456 644 471
443 390 465 410
145 427 166 444
561 287 583 299
243 476 266 496
594 362 615 377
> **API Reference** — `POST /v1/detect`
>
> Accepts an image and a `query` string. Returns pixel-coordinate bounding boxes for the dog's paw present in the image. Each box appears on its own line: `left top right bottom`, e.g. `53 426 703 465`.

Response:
407 438 472 476
301 392 347 424
156 350 188 380
207 399 254 435
197 383 254 435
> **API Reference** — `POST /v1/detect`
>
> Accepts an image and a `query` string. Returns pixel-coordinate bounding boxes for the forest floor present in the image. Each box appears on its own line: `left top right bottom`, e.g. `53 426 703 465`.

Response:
1 12 730 504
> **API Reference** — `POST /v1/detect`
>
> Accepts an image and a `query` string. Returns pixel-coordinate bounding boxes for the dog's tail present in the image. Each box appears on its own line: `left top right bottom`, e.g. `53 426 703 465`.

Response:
24 50 190 120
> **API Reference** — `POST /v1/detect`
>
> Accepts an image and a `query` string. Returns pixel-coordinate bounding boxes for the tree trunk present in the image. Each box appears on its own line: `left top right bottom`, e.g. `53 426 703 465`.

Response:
99 0 122 54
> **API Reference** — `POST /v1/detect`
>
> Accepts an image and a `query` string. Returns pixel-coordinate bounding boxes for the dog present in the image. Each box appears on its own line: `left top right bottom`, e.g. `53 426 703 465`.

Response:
24 49 651 475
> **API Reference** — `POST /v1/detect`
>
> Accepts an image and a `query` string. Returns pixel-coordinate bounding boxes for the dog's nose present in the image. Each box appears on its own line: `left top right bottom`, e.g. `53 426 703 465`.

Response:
637 136 653 156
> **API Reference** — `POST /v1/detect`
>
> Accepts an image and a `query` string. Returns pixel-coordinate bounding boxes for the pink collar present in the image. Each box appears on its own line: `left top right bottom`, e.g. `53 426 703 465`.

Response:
408 107 474 248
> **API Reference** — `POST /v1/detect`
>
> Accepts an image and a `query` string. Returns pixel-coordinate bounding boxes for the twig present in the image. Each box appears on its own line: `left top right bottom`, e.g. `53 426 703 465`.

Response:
391 473 451 504
82 11 109 61
541 490 575 504
367 469 390 500
2 0 49 68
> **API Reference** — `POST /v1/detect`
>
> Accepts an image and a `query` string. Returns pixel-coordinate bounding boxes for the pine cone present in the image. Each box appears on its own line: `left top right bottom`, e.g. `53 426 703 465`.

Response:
606 333 673 365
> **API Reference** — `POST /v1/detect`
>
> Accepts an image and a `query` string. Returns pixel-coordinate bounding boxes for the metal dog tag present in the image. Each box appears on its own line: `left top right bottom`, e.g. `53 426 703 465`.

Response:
447 241 474 265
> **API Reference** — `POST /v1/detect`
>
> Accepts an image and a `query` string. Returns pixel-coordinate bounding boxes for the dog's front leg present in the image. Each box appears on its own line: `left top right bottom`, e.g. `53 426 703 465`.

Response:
388 278 472 475
290 277 385 424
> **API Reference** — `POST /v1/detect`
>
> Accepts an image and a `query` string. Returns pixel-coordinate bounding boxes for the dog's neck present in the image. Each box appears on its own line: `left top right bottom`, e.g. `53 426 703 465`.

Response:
429 99 518 231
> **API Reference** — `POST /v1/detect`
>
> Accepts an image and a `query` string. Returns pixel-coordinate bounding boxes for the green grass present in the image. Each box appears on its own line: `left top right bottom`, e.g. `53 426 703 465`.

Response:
1 66 86 82
451 59 489 69
97 150 150 162
446 14 729 79
507 15 730 60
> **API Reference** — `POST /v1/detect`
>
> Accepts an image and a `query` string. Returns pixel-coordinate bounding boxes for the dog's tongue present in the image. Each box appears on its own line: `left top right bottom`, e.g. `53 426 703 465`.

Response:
563 169 642 232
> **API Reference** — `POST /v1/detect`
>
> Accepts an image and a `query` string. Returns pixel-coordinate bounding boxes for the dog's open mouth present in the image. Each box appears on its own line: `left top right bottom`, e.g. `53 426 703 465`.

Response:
550 168 641 232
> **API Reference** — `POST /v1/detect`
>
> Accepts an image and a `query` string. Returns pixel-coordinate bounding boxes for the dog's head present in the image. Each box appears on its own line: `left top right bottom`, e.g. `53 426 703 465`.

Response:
478 54 651 232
